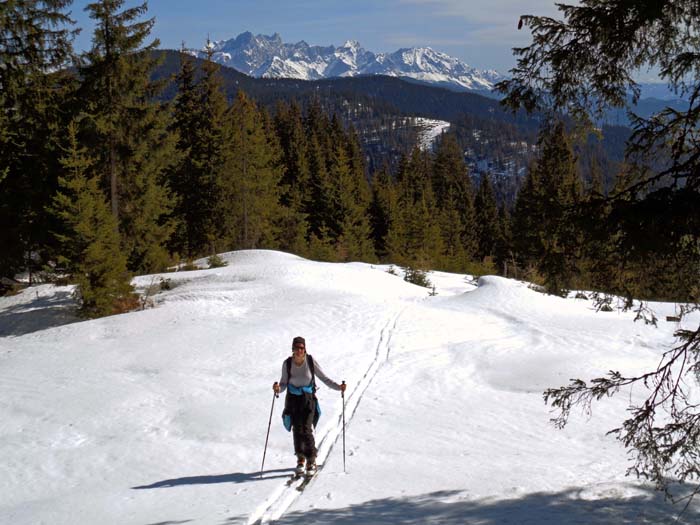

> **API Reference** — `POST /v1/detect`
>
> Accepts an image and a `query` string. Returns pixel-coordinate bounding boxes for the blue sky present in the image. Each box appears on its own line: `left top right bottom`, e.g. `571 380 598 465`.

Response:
68 0 562 73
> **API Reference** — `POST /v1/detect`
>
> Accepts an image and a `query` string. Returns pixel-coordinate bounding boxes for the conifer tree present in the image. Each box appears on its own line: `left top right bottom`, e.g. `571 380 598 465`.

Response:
272 101 310 255
222 91 283 250
301 99 336 252
51 121 133 317
494 205 514 276
384 154 412 266
369 164 396 260
432 134 477 262
432 133 463 206
436 194 468 272
80 0 177 273
388 149 443 268
168 47 199 257
511 162 542 272
474 174 499 261
323 115 375 261
305 133 334 246
532 121 583 295
0 0 77 282
332 139 375 261
169 43 230 256
274 101 310 206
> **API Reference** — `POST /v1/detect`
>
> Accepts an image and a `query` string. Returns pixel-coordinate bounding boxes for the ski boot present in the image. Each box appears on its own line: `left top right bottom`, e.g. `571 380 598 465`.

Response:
295 456 306 476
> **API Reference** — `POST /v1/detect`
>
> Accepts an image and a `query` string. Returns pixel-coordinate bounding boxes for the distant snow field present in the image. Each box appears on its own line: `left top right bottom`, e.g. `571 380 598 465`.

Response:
1 250 698 524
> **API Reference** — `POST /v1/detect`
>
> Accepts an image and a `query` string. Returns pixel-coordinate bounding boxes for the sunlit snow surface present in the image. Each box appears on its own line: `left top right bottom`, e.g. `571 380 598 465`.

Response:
1 250 698 524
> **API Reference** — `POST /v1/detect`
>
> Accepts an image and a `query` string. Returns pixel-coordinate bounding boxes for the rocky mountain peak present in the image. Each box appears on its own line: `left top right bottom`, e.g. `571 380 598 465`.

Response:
194 31 504 93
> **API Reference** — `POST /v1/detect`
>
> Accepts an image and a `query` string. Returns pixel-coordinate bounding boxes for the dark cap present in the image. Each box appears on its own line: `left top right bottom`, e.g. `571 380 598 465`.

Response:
292 336 306 346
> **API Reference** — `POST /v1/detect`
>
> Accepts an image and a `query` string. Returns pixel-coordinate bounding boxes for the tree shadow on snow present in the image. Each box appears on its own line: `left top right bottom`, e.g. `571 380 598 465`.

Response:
268 485 700 525
0 290 78 337
132 468 295 489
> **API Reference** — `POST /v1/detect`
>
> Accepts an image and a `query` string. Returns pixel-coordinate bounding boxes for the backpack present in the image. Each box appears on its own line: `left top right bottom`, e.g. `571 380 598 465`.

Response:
285 354 316 393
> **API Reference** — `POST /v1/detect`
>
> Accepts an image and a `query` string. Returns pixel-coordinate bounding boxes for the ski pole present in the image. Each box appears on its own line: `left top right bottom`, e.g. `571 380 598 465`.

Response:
260 387 278 478
341 380 346 473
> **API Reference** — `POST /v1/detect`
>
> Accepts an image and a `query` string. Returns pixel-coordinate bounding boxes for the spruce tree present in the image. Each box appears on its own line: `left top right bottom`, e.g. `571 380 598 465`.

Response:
511 162 542 273
389 148 443 269
332 142 375 262
474 174 499 261
168 47 199 257
170 43 230 256
432 134 477 262
432 133 463 206
273 101 310 255
222 91 283 250
369 164 395 260
80 0 177 274
533 121 583 295
323 115 374 261
494 205 514 276
305 133 334 247
0 0 77 282
51 121 133 317
436 194 467 272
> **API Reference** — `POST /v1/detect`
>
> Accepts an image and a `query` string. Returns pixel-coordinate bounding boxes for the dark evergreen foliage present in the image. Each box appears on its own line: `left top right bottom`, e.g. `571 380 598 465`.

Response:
51 121 133 317
474 174 499 261
79 0 177 274
499 0 700 504
223 91 283 250
0 0 77 281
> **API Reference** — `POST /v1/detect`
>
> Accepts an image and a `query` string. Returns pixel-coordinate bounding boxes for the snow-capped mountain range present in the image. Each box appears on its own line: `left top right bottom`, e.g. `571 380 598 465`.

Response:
191 31 504 93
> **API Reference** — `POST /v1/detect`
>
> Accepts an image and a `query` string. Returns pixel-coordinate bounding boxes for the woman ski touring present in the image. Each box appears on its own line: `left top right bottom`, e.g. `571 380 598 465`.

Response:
273 336 346 476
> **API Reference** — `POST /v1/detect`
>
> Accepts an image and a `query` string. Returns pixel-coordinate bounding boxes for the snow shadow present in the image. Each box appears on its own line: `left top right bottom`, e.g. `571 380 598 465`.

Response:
132 468 295 489
0 290 78 337
269 487 699 525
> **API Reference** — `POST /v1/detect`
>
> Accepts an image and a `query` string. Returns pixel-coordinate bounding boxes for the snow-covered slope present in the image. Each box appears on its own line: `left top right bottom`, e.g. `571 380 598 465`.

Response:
193 32 503 93
1 250 698 524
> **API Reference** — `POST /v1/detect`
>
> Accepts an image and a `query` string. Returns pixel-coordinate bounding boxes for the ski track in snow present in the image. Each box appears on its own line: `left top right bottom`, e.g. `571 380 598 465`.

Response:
248 304 410 524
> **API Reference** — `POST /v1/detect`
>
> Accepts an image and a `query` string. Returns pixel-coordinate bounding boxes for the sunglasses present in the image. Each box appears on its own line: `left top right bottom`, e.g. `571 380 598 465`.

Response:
293 345 306 351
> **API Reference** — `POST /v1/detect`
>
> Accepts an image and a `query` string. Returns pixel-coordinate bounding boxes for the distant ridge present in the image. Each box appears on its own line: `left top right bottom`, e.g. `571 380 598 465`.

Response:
189 31 504 95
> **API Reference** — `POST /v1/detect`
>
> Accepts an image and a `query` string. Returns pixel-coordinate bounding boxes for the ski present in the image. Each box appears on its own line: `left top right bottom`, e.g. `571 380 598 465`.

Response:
296 470 317 492
285 473 303 487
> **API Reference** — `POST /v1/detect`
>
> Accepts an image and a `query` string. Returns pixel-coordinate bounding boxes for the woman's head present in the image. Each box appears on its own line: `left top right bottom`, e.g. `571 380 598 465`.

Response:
292 336 306 356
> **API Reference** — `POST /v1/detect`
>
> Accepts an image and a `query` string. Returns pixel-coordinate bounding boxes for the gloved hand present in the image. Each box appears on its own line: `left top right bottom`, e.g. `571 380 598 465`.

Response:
273 382 280 394
340 382 347 393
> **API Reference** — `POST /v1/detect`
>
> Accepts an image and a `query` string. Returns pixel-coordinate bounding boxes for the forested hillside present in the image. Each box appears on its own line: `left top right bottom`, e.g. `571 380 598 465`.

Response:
1 1 693 322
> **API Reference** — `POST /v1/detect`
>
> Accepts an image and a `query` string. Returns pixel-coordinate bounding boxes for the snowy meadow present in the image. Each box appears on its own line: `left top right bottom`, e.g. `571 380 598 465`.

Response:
1 250 698 524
